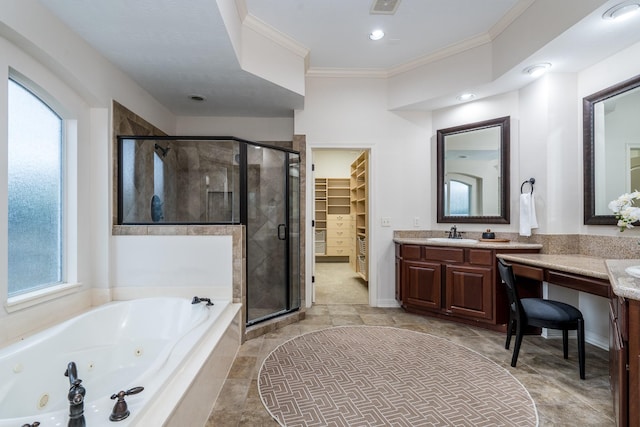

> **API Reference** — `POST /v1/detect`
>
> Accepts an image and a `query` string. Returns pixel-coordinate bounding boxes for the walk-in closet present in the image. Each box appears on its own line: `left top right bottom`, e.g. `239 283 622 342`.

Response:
313 149 369 304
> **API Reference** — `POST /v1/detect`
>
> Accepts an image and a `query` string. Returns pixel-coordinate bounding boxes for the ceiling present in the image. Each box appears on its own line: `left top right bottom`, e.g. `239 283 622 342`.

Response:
36 0 640 117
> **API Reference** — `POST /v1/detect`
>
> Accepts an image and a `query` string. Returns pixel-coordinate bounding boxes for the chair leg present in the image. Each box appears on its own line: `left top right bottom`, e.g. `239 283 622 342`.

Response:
578 319 585 380
505 318 514 350
562 329 569 359
511 323 524 367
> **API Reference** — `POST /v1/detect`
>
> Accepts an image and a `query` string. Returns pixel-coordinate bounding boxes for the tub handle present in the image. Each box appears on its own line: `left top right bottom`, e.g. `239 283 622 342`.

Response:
21 423 40 427
109 387 144 421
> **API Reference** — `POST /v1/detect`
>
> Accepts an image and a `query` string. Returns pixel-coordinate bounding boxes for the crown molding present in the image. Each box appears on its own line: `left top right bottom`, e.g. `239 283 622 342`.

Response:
306 68 389 79
488 0 536 40
388 33 492 77
242 14 309 59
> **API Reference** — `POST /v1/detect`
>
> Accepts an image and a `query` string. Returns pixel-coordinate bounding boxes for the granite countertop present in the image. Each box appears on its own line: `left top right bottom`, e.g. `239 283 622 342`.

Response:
393 237 543 250
496 253 609 280
606 259 640 300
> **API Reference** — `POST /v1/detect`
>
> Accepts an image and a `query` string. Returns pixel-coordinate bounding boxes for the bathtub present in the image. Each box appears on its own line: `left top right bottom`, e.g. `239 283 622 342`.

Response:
0 297 241 427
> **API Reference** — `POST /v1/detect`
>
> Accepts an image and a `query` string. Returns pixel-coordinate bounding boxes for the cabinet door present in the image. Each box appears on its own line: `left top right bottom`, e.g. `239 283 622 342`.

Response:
403 260 442 311
445 264 493 321
395 255 402 302
610 299 628 427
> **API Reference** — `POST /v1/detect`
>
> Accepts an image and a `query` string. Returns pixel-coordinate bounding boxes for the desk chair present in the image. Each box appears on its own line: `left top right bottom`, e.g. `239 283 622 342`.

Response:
497 258 585 379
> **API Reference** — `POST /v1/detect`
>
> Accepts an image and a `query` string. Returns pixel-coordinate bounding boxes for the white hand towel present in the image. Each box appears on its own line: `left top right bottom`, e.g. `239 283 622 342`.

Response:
529 193 538 229
519 193 538 237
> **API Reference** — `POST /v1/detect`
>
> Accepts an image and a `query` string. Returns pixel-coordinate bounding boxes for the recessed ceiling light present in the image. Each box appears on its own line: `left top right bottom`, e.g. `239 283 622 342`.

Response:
603 1 640 20
369 30 385 41
456 93 475 102
523 63 551 77
189 95 206 102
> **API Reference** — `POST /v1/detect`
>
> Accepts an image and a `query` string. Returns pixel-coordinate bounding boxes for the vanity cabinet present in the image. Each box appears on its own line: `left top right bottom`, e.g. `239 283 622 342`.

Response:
610 294 640 427
395 243 539 330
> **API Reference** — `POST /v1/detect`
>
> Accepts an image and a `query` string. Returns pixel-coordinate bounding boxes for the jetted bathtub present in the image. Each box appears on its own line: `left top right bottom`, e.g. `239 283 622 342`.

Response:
0 297 241 426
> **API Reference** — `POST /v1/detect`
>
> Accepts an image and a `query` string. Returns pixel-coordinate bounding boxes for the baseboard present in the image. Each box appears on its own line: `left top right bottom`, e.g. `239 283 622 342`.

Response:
543 328 608 351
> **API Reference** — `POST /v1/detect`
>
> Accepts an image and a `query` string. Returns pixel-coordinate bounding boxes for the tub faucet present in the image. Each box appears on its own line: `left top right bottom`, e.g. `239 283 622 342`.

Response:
110 386 144 421
64 362 86 427
192 296 213 306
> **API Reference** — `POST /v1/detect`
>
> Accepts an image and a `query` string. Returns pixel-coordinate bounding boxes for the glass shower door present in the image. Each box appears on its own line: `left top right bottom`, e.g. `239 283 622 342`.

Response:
246 145 300 325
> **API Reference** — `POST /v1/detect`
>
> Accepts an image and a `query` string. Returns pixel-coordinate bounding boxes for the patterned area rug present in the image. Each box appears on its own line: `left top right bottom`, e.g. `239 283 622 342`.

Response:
259 326 538 427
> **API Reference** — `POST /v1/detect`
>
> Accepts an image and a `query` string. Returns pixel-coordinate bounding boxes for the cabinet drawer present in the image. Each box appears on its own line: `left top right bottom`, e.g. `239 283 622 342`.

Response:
329 238 350 247
401 244 423 260
327 214 351 222
326 246 352 256
546 271 609 298
424 247 464 263
511 263 543 281
327 220 350 229
327 229 350 238
468 249 493 266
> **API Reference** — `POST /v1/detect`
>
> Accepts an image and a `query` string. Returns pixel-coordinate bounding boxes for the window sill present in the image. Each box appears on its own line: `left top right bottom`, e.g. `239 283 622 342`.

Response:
5 282 83 313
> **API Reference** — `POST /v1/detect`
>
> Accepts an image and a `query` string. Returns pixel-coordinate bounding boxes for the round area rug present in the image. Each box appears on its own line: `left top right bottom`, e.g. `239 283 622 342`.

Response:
259 326 538 427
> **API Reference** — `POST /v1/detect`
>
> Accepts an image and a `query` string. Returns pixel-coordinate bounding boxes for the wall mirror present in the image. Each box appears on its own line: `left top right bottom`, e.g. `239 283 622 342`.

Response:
583 74 640 225
437 116 510 224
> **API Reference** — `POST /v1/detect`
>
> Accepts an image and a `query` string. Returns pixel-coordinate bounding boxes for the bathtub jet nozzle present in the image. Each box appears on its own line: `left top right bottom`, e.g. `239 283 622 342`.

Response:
192 296 214 306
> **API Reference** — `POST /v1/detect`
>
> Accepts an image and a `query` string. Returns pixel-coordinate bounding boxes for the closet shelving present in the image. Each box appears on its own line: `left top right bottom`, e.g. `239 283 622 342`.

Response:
350 152 368 281
327 178 351 215
314 178 327 255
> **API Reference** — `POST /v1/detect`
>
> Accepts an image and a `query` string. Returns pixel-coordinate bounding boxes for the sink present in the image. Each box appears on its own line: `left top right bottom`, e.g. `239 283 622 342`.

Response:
427 237 479 244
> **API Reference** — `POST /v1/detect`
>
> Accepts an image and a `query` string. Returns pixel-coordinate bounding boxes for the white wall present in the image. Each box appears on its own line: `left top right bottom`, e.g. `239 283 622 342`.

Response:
112 236 233 299
176 116 294 141
313 150 361 178
296 76 431 307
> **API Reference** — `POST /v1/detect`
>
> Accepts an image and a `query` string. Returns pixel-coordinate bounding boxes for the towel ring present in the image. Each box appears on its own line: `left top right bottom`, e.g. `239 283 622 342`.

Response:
520 178 535 194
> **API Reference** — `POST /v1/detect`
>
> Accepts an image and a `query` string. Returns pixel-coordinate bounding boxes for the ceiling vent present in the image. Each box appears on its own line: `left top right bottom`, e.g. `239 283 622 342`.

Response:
370 0 401 15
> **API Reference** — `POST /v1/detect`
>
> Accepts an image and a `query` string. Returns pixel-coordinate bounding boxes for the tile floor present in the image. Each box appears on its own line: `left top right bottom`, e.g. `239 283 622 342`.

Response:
206 262 614 426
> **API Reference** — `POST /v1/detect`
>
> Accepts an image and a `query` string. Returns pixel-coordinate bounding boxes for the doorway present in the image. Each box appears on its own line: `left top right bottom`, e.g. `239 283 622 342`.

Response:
312 149 369 305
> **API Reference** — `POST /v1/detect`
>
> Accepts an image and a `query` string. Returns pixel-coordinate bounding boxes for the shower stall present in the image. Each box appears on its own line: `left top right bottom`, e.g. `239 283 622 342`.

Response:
117 136 301 325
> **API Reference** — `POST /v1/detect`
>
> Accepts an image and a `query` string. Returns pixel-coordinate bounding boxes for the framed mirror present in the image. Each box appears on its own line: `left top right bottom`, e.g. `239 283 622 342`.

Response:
583 74 640 225
437 116 510 224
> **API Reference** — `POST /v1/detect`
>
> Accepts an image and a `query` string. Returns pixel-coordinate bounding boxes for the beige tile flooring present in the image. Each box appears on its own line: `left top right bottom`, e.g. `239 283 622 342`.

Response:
207 263 614 426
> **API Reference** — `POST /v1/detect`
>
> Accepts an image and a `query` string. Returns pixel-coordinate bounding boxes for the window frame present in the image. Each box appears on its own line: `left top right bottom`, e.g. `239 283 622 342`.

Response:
5 72 79 311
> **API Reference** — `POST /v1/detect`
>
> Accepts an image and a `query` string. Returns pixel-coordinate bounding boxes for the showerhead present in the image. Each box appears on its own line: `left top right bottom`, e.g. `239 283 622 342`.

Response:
154 143 170 158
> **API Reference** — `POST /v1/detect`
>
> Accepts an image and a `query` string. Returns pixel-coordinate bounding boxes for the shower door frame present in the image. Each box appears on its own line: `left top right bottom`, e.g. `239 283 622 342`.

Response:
243 142 301 327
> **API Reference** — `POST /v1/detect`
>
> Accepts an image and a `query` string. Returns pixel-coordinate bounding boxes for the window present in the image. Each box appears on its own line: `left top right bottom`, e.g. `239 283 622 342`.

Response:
8 78 64 297
447 179 471 216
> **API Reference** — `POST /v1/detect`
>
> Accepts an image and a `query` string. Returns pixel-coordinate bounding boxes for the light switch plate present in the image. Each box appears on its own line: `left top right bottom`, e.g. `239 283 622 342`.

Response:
381 217 391 227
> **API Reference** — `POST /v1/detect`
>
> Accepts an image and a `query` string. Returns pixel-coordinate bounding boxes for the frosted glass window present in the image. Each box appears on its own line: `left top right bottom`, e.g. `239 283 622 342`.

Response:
448 180 470 216
8 79 63 297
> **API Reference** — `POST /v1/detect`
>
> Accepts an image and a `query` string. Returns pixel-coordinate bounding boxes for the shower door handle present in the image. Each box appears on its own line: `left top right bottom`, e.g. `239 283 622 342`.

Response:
278 224 287 240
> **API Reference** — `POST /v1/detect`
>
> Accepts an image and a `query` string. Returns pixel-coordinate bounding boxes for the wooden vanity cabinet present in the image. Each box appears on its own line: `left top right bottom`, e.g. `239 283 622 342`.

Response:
610 294 628 427
395 243 539 330
610 294 640 427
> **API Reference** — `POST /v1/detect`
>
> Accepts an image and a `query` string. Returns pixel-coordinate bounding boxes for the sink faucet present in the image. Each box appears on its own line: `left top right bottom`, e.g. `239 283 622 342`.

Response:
64 362 86 427
448 225 459 239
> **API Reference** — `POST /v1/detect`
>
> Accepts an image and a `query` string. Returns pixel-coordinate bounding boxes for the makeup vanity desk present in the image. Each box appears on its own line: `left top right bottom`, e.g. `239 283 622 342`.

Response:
498 254 640 427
